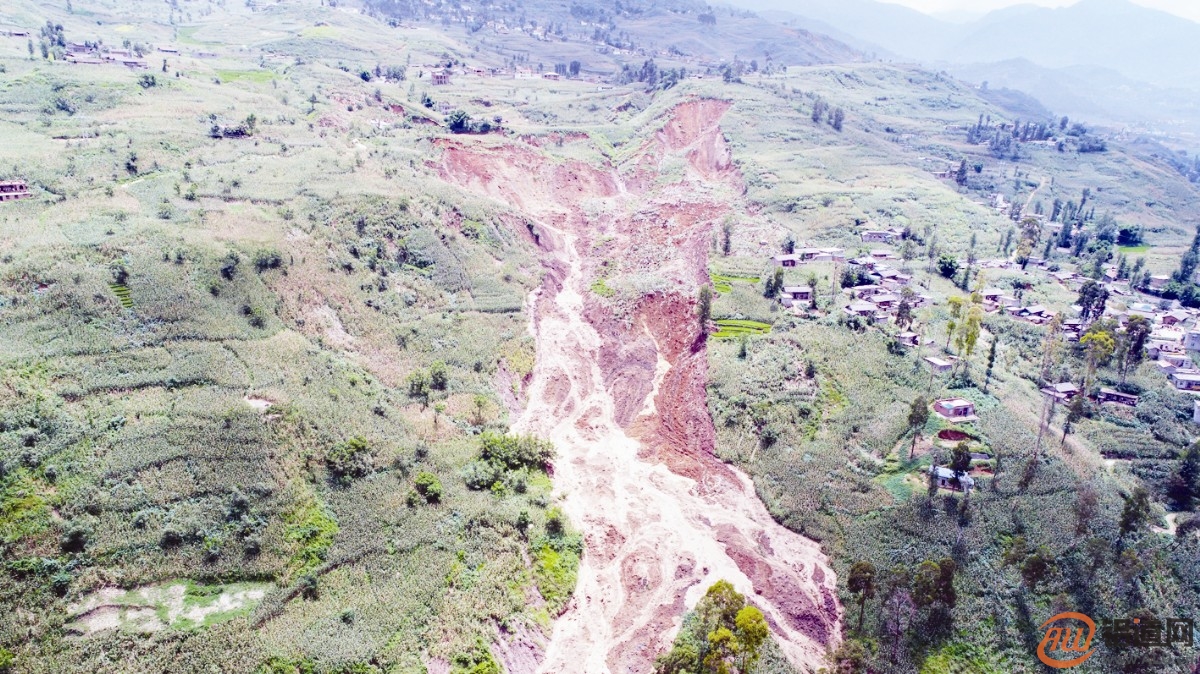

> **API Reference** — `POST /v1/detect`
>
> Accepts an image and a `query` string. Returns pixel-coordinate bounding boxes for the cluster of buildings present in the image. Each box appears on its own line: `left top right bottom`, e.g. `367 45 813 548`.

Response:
63 42 148 68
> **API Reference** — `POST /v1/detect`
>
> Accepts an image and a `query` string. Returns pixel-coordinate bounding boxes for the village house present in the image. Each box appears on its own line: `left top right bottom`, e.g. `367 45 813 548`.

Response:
1149 275 1171 292
431 71 451 85
779 286 812 308
929 465 975 493
872 293 901 310
1162 310 1192 327
1185 330 1200 351
1097 388 1139 407
1041 382 1080 403
860 230 899 244
924 357 954 374
1171 371 1200 392
870 249 895 260
850 285 883 299
933 398 978 423
897 332 919 348
845 300 877 318
541 72 560 80
0 180 31 202
772 254 801 267
980 288 1005 304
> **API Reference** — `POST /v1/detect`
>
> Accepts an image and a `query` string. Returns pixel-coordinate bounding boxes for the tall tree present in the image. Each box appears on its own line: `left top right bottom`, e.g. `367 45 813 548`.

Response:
1079 323 1116 392
1061 396 1085 448
983 336 999 393
1119 486 1152 535
697 285 712 333
907 396 930 460
848 561 877 633
1168 443 1200 512
1118 315 1151 383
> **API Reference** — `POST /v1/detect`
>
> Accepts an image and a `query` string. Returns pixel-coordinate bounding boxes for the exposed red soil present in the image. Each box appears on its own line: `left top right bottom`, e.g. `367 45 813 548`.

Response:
435 98 841 674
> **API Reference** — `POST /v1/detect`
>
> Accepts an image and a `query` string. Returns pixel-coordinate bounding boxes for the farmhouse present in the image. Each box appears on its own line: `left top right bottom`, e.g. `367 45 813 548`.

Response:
772 254 801 267
872 293 901 309
1097 388 1139 407
924 357 954 374
1162 310 1192 327
431 71 451 85
929 465 975 493
779 286 812 307
933 398 978 423
0 180 31 201
845 300 877 317
1041 382 1080 402
861 230 897 244
1171 371 1200 391
1185 330 1200 351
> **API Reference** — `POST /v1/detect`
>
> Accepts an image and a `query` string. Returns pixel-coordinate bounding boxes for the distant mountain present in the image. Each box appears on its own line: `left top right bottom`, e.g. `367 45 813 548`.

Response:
950 58 1200 131
945 0 1200 89
734 0 949 60
736 0 1200 132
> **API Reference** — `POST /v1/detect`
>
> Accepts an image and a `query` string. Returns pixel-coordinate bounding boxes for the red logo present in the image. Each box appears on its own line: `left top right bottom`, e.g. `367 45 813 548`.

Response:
1038 612 1097 669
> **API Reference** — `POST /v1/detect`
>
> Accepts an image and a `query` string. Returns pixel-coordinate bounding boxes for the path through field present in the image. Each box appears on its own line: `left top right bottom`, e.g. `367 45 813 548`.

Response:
438 99 841 673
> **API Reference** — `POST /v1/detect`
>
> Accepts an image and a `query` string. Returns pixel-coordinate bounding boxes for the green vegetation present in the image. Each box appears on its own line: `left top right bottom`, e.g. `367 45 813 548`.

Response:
710 273 761 294
712 319 771 339
590 278 615 297
654 581 773 674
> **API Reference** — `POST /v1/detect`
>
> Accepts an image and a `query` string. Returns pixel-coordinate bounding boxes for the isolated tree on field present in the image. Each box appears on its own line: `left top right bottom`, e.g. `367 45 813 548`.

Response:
895 298 914 330
983 336 999 393
956 305 983 367
937 254 959 279
1119 486 1152 535
721 221 733 256
908 396 929 459
1061 395 1085 448
848 561 877 632
1038 314 1063 386
782 233 795 254
764 267 784 299
955 159 968 186
1080 325 1116 392
830 107 845 132
945 296 965 349
811 98 828 124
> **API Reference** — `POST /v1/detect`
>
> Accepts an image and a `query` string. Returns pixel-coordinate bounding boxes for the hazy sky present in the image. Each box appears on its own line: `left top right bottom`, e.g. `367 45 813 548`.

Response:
885 0 1200 22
